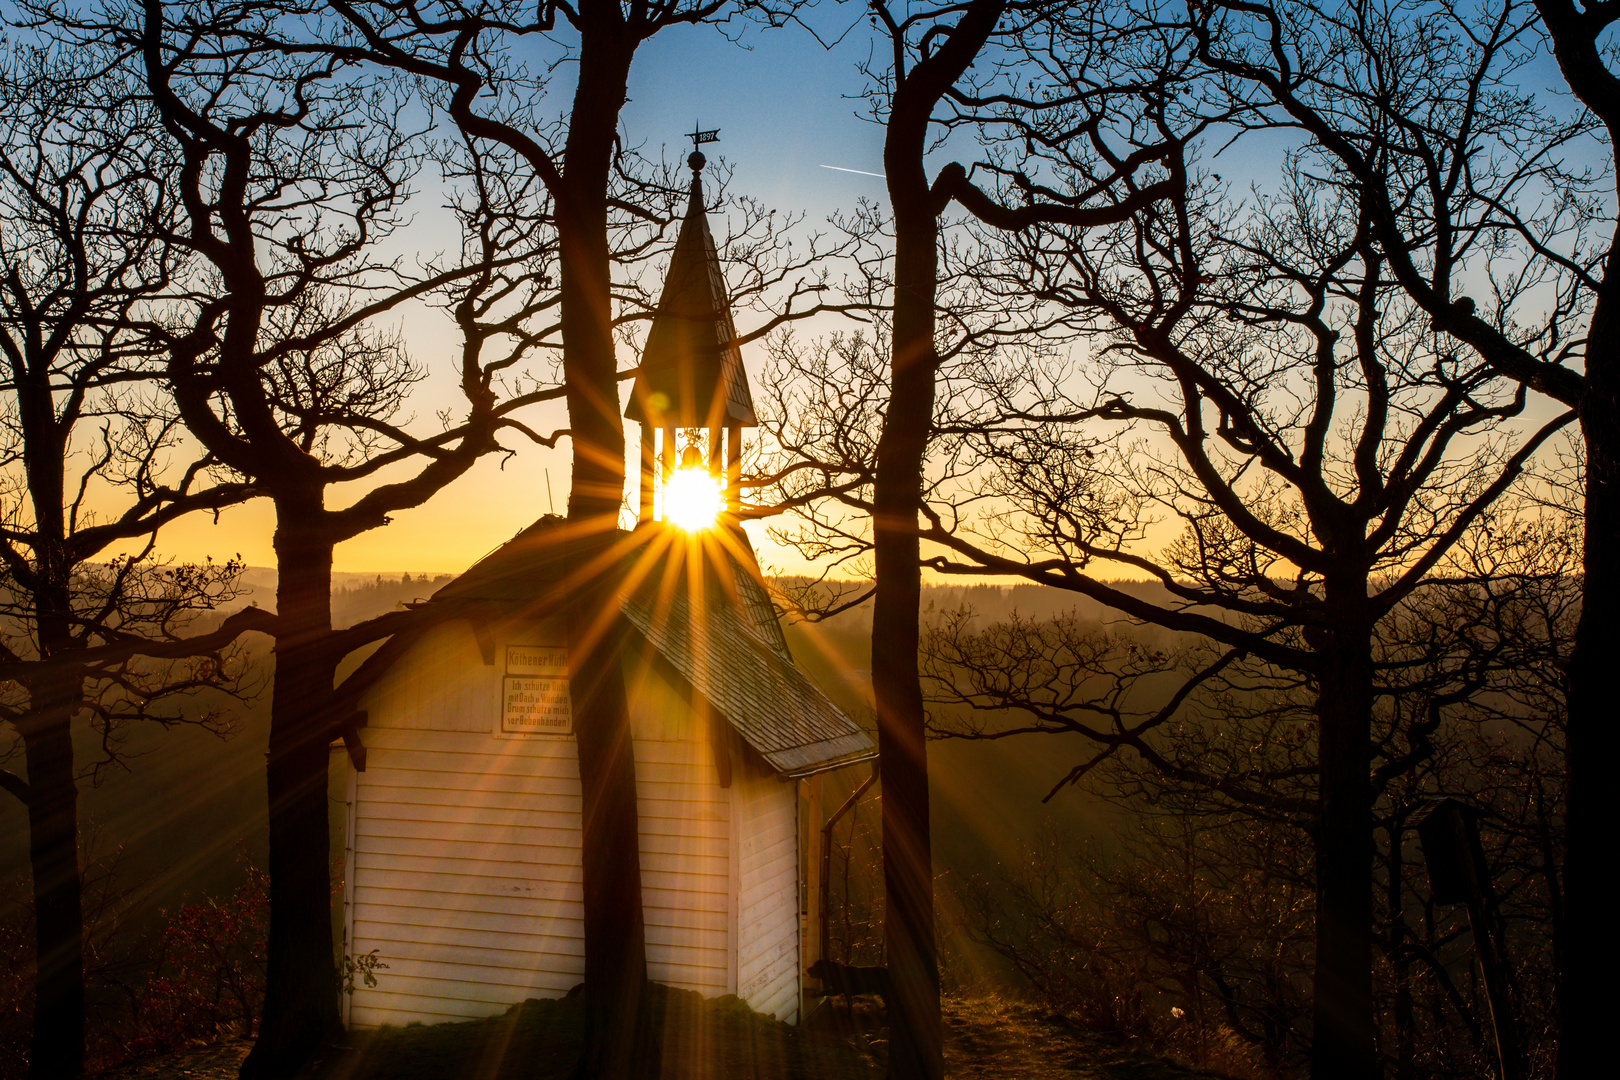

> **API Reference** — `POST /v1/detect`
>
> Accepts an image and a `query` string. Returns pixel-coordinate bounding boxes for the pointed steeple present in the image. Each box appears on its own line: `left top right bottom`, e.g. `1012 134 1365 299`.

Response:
625 149 756 429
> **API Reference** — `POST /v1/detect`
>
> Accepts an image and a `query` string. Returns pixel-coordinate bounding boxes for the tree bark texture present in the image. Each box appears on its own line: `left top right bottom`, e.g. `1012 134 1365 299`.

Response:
557 16 649 1078
241 506 341 1080
876 94 946 1080
21 670 85 1080
1310 607 1376 1080
871 8 1003 1077
1560 293 1616 1077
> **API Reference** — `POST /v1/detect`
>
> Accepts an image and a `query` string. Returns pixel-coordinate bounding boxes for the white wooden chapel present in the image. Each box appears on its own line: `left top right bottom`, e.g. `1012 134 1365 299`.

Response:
330 140 872 1029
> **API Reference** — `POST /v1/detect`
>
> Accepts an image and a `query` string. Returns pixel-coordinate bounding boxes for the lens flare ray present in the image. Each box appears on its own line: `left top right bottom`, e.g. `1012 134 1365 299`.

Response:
662 467 724 531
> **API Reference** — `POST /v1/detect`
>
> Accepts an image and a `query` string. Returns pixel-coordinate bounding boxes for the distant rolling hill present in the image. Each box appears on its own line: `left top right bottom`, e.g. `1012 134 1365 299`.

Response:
2 573 1161 994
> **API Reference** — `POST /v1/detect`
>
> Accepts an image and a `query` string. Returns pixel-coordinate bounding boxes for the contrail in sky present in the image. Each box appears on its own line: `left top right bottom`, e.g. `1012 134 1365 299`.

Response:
819 164 886 178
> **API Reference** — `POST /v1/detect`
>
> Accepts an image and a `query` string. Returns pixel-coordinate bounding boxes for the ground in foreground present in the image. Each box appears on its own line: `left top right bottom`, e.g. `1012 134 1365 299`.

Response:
95 990 1219 1080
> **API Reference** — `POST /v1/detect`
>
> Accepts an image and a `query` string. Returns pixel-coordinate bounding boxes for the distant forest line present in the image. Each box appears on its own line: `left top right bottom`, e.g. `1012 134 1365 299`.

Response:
7 560 1563 1077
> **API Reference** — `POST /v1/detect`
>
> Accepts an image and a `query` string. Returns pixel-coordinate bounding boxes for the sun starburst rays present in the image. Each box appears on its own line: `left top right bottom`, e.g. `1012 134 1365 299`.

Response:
662 467 724 532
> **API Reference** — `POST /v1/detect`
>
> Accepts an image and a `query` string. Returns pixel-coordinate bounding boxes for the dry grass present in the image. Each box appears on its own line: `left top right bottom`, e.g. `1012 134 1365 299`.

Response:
89 990 1222 1080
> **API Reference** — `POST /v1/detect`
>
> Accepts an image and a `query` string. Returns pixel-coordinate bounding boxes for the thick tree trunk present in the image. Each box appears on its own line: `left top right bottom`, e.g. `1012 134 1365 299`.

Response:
874 128 947 1080
557 19 647 1079
22 671 84 1080
241 505 340 1080
1499 12 1612 1071
870 530 938 1080
1311 611 1376 1080
15 327 85 1080
567 576 647 1078
870 9 1006 1075
1561 308 1617 1077
871 415 942 1080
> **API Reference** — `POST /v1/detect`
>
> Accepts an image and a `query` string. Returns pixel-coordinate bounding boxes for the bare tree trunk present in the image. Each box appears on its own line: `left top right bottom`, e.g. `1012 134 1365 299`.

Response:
14 320 86 1080
21 671 84 1080
870 536 938 1080
557 15 647 1078
1386 816 1415 1080
1561 309 1617 1075
567 586 646 1078
869 8 1005 1077
1311 607 1376 1080
875 113 946 1080
242 505 340 1080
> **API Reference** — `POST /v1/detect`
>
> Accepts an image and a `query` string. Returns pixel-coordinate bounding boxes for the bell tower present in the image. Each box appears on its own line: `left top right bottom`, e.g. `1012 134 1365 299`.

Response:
624 127 756 524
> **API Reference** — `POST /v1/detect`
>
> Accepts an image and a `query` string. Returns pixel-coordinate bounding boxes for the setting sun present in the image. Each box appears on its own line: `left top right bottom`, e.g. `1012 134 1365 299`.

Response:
663 466 724 530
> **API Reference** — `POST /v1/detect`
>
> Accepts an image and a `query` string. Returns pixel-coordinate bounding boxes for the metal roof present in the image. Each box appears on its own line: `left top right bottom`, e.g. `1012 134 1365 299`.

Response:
619 530 874 776
342 518 871 778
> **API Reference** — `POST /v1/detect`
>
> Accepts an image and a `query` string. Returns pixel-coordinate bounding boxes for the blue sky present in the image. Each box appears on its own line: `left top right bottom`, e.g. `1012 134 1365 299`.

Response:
616 7 890 218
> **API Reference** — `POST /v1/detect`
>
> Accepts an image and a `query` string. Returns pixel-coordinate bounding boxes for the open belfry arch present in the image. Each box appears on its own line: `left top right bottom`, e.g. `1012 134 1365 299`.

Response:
332 133 872 1029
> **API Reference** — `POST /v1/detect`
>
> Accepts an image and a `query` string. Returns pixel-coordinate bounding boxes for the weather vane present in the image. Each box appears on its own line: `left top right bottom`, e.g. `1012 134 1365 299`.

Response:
687 124 720 147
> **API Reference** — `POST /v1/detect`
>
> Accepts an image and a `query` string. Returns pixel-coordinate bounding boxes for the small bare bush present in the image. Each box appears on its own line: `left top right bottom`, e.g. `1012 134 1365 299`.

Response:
128 860 268 1054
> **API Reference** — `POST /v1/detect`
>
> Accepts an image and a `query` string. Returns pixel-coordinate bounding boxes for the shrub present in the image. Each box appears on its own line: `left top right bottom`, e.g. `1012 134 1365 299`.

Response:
128 861 267 1054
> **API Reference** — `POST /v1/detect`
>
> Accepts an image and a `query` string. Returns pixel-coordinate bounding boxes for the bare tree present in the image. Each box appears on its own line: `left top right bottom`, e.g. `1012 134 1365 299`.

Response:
1151 2 1610 1069
765 6 1581 1071
13 4 586 1074
894 99 1572 1078
930 497 1575 1076
756 5 1192 1075
0 42 271 1080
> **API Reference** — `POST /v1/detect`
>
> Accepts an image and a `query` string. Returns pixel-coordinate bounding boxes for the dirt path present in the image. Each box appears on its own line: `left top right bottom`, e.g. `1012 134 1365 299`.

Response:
939 999 1219 1079
89 995 1215 1080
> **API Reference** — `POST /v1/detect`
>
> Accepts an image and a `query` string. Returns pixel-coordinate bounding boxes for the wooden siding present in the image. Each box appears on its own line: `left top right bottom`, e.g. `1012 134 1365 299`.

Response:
346 619 736 1029
362 620 505 734
734 760 800 1022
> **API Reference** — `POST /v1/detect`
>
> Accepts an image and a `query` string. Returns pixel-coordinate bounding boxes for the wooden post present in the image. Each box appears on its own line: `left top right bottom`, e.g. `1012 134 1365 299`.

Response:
726 426 742 512
340 756 359 1028
803 775 823 985
1417 798 1523 1080
820 765 879 966
638 422 656 525
726 726 740 998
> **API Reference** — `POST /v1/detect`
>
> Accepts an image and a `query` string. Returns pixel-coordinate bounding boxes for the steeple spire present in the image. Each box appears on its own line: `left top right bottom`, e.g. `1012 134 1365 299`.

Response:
686 149 706 215
626 126 750 431
684 121 717 216
628 130 755 524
